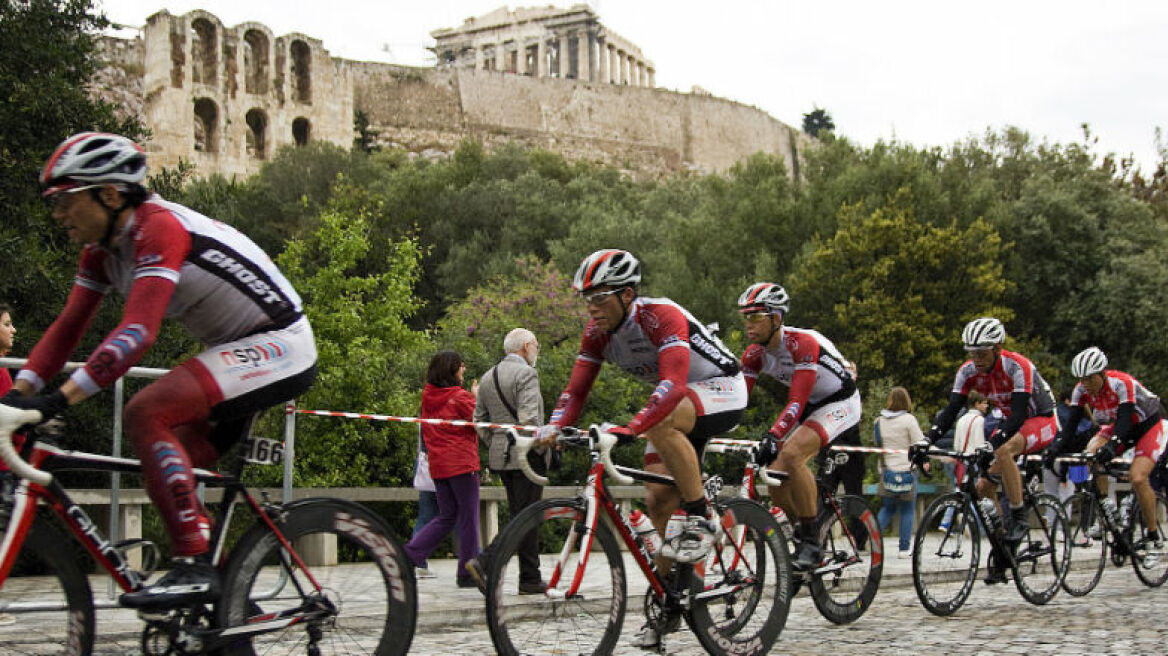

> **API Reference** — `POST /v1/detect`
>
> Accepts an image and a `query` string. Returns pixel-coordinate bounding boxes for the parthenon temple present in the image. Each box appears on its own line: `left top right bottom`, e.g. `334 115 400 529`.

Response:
430 4 655 87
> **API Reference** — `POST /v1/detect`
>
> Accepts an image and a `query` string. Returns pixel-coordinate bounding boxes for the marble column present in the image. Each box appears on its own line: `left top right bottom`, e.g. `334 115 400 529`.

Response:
536 39 546 77
496 42 506 72
558 35 569 78
577 31 591 81
597 38 608 83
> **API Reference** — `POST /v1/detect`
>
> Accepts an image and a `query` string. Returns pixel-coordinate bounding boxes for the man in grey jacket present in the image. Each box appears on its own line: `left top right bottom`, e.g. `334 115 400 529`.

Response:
466 328 547 593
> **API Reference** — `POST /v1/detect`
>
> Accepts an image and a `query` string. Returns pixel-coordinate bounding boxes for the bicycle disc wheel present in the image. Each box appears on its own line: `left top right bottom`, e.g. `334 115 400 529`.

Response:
0 517 95 656
485 499 625 656
687 498 790 656
1061 492 1106 596
1131 493 1168 587
808 494 883 624
1012 494 1070 605
217 498 416 656
912 493 980 617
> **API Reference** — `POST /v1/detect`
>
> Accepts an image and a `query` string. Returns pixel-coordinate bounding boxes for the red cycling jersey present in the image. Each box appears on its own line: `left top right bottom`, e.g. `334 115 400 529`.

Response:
950 349 1056 420
1071 370 1160 424
17 195 303 397
550 296 739 435
740 325 855 440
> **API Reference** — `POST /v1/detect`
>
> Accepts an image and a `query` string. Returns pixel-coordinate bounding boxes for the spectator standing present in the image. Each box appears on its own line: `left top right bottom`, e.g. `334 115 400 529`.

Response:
404 350 483 590
875 386 926 558
466 328 547 594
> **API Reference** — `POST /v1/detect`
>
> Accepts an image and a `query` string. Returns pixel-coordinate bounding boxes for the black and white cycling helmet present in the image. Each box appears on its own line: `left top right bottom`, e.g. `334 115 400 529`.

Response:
1071 346 1108 378
572 249 641 292
737 282 790 316
41 132 147 197
961 317 1006 350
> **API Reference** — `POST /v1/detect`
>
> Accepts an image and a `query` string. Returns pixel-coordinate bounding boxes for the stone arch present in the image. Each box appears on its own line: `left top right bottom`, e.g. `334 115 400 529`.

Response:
193 98 218 153
292 117 311 146
245 109 268 159
191 17 217 86
243 29 270 95
290 40 312 103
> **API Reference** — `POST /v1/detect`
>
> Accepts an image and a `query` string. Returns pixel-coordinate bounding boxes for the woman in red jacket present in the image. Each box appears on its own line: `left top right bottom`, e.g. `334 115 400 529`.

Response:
404 350 483 589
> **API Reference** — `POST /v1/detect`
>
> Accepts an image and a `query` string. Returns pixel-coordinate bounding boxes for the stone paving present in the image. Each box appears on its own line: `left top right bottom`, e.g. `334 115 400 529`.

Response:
14 547 1167 654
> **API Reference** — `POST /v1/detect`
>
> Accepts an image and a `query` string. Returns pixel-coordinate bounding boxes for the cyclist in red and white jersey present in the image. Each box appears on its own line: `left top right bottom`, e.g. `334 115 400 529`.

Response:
737 282 861 569
1052 347 1164 549
913 317 1056 543
543 250 746 573
1 133 317 608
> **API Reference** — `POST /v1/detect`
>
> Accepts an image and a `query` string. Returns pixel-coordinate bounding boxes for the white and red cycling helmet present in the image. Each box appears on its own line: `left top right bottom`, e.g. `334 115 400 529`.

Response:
572 249 641 292
737 282 790 316
41 132 147 197
961 317 1006 351
1070 346 1108 378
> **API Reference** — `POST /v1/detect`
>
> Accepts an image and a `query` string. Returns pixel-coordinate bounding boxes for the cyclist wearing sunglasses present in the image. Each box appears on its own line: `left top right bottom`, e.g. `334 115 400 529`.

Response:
737 282 860 569
1 133 317 609
1052 347 1164 550
912 317 1057 546
542 249 746 572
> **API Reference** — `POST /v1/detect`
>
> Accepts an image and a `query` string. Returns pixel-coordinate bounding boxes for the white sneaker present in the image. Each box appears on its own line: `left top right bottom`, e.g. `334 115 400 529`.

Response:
897 549 912 559
659 513 721 563
632 623 660 649
415 567 437 579
1086 523 1103 539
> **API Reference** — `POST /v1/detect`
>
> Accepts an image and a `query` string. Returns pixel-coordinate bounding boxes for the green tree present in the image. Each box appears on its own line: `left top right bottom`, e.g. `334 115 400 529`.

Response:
802 106 835 138
272 194 432 488
787 190 1013 406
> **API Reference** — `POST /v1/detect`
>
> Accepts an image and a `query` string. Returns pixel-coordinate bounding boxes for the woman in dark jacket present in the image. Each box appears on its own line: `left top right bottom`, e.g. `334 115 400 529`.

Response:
404 350 482 588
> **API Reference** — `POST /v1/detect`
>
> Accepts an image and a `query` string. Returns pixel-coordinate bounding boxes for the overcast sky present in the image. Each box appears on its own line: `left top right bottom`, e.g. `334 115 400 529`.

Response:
98 0 1168 173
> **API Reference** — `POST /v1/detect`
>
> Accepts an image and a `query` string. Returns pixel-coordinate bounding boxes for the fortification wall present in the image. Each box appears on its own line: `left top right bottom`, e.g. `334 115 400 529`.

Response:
350 65 808 176
95 11 810 180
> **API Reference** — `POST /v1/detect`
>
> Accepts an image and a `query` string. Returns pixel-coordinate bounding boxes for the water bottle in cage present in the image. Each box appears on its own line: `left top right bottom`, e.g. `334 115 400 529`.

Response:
977 498 1003 536
769 505 795 542
1119 496 1133 529
629 509 661 557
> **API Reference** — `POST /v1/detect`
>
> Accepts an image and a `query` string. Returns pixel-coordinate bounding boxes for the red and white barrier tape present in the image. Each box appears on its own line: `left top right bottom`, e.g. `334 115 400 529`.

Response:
293 408 540 433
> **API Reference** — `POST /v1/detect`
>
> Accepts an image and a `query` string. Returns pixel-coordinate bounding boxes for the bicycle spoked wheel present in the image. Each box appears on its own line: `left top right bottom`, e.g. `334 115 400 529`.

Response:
1131 493 1168 587
1061 492 1106 596
0 518 95 656
808 495 883 624
485 499 626 656
912 493 980 616
687 498 790 656
217 498 416 656
1012 494 1070 605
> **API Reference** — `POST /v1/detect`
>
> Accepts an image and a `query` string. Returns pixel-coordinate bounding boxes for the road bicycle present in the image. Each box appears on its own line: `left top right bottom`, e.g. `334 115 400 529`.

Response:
0 404 416 656
911 443 1070 616
482 426 791 656
1056 452 1168 594
703 438 882 624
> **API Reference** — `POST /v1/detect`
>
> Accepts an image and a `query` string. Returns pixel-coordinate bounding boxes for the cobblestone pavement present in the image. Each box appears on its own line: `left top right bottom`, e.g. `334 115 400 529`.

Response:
78 553 1168 655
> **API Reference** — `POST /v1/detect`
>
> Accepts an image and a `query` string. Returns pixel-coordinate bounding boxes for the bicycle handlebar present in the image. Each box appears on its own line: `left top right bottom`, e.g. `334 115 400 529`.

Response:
0 405 53 486
703 438 786 487
508 425 635 486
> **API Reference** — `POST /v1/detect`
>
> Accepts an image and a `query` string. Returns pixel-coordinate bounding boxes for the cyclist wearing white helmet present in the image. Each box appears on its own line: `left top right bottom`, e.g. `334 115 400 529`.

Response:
912 317 1057 549
737 282 860 569
540 249 746 646
2 133 317 608
1052 347 1164 550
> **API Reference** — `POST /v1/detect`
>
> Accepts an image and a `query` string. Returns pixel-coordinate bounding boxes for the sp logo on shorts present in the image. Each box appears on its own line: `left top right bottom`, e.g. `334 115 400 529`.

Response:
219 340 289 367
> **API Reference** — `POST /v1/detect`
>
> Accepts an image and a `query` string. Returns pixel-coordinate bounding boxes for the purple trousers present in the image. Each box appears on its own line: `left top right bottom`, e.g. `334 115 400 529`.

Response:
404 472 481 579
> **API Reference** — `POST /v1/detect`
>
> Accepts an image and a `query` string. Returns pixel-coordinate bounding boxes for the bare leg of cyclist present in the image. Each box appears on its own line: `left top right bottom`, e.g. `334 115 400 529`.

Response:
986 434 1027 543
1086 435 1112 497
774 427 822 568
642 398 701 570
1130 456 1159 536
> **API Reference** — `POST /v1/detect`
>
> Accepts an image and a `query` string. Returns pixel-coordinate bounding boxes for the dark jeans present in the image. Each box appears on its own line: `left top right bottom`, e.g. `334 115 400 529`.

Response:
499 468 545 584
